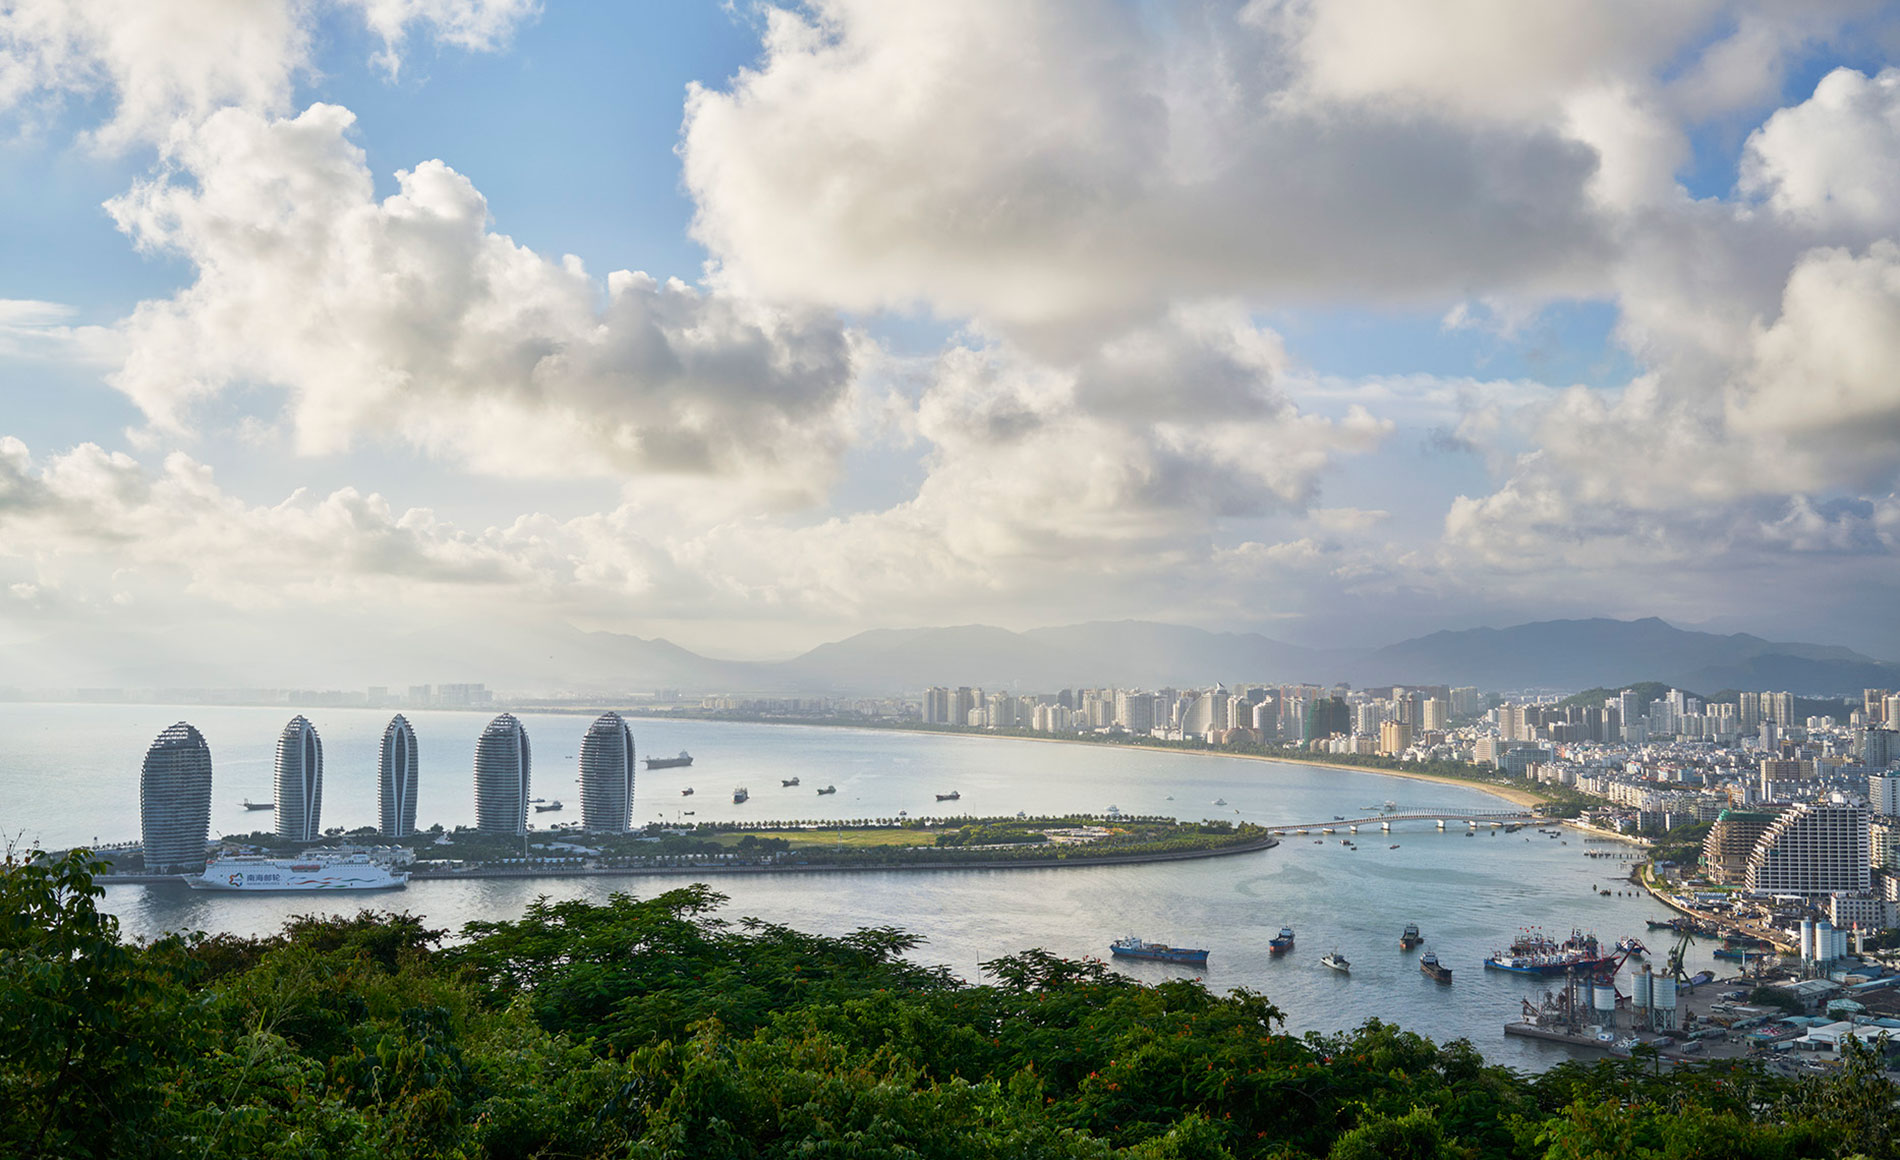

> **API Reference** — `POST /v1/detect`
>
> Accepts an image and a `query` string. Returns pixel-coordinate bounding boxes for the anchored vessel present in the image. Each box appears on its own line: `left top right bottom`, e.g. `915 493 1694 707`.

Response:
1321 951 1351 973
241 799 275 811
681 787 695 796
1400 923 1424 950
816 785 837 795
189 851 408 892
732 787 749 804
1268 926 1295 954
1484 928 1618 976
782 777 801 787
534 800 564 813
936 790 961 801
1109 936 1209 966
1419 951 1452 983
645 751 694 770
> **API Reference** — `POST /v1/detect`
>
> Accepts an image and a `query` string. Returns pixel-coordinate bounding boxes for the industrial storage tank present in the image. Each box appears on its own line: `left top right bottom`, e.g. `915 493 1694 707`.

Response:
1816 920 1837 963
1593 984 1618 1012
1652 975 1678 1011
1632 967 1652 1008
1801 918 1816 962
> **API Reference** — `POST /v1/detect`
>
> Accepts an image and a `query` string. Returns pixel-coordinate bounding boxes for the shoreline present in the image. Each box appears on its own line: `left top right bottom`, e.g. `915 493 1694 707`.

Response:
98 833 1280 887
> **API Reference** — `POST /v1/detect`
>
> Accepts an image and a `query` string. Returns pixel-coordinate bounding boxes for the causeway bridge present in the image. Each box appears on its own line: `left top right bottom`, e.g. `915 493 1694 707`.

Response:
1269 809 1542 834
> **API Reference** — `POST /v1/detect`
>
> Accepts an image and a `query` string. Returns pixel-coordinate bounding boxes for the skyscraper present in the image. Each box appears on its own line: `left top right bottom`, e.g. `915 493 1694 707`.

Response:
273 715 324 843
140 721 213 872
578 711 636 832
1743 804 1870 897
474 713 531 834
379 715 419 837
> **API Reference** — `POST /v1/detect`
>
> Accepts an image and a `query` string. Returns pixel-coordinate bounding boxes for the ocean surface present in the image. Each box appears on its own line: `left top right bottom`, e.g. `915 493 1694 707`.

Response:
0 702 1716 1071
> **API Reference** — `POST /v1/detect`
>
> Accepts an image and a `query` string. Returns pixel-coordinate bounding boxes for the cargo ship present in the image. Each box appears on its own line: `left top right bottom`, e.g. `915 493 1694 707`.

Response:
1268 926 1294 954
1400 923 1423 950
646 751 694 770
816 785 837 794
240 799 274 811
1109 936 1209 966
189 852 408 892
782 777 801 787
936 790 961 801
1419 951 1452 983
733 787 749 804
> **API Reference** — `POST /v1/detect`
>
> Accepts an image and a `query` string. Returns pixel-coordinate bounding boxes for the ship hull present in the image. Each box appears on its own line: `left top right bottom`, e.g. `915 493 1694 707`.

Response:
190 858 408 892
1110 946 1209 966
1483 955 1617 975
646 757 693 769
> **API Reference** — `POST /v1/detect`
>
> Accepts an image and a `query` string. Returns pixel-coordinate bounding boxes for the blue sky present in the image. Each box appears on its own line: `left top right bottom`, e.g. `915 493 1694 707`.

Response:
2 1 1899 688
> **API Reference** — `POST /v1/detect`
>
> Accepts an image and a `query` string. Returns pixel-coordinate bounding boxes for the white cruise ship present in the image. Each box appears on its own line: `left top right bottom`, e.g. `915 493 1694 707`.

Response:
189 852 410 892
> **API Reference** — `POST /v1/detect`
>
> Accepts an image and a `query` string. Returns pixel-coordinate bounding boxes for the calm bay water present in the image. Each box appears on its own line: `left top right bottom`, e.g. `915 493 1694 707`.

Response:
0 702 1715 1070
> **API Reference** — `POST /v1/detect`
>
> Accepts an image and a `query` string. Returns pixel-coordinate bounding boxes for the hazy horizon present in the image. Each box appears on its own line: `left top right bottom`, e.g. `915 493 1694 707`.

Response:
5 3 1900 684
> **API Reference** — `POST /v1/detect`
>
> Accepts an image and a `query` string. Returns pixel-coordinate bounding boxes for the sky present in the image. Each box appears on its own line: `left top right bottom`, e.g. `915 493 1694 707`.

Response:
3 0 1900 688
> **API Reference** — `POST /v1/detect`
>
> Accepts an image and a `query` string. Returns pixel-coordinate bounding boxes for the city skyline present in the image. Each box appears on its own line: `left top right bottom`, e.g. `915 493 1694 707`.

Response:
2 3 1900 687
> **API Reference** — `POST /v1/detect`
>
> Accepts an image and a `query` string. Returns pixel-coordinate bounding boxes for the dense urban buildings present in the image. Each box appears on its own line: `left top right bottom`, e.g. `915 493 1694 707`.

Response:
273 715 324 842
578 711 636 832
473 713 531 835
139 721 214 872
378 714 419 838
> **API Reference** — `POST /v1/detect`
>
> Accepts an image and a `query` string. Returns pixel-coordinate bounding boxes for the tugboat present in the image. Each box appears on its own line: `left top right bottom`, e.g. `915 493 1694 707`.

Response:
1321 951 1351 973
1400 923 1424 950
936 790 961 801
1269 926 1295 954
1419 951 1452 983
1109 936 1209 966
782 777 801 787
816 785 837 794
732 787 749 804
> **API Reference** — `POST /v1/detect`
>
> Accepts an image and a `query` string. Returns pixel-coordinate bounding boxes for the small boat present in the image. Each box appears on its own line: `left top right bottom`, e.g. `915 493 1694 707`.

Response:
816 785 837 794
681 787 695 796
1109 936 1209 966
1388 844 1401 849
1419 951 1452 983
1213 798 1227 806
733 787 749 804
1312 839 1323 844
1400 923 1423 950
534 800 564 812
1321 951 1350 973
782 777 801 787
936 791 961 801
1615 937 1647 956
1269 926 1294 953
241 799 275 811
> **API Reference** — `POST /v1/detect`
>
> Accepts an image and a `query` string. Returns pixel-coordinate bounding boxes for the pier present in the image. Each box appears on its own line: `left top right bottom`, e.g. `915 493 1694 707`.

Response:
1272 809 1539 835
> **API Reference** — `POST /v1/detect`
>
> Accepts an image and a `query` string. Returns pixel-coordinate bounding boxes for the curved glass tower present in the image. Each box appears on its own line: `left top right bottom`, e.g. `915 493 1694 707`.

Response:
274 715 324 842
140 722 213 872
578 712 635 832
378 715 419 837
474 713 530 834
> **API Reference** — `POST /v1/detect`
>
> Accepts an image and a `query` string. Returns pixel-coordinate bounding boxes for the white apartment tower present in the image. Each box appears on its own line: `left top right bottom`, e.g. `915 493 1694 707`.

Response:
1743 803 1871 897
140 722 214 872
273 715 324 843
474 713 531 835
578 712 636 832
378 715 419 837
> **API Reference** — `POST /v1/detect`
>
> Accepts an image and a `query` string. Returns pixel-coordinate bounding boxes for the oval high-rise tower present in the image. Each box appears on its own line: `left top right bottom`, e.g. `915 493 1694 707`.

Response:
274 715 324 842
578 712 635 832
379 715 419 837
474 713 530 834
140 721 213 872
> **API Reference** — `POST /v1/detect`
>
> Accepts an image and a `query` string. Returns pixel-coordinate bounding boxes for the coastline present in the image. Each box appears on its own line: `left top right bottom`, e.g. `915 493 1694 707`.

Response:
742 722 1550 812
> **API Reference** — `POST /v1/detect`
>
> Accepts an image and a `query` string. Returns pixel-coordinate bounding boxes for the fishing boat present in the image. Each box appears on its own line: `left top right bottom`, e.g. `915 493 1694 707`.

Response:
816 785 837 794
782 777 801 787
1419 951 1452 983
681 787 694 796
1615 937 1647 956
1109 936 1209 966
936 791 961 801
1399 923 1423 950
1268 926 1294 954
1321 951 1350 973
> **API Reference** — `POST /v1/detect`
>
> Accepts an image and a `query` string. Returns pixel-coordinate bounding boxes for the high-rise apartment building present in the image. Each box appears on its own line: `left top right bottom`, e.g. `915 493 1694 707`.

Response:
1699 810 1777 884
378 715 419 837
921 687 952 724
1449 687 1482 718
140 721 213 872
1114 690 1154 734
1378 720 1413 756
474 713 531 835
1866 689 1891 725
1870 773 1900 818
1863 729 1898 772
273 715 324 843
1744 804 1870 897
578 711 635 832
1768 691 1796 729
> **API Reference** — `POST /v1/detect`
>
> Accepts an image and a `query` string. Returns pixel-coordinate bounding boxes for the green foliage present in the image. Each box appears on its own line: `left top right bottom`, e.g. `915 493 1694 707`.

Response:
5 857 1895 1159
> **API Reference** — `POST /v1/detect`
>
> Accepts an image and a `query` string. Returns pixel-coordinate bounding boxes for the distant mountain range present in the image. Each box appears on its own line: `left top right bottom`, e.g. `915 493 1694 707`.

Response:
519 616 1899 699
9 616 1895 700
